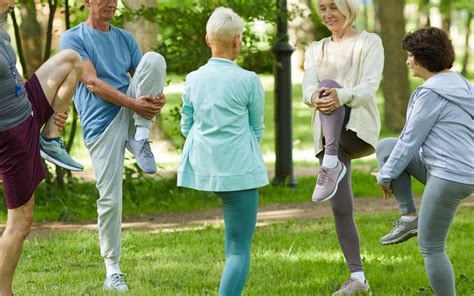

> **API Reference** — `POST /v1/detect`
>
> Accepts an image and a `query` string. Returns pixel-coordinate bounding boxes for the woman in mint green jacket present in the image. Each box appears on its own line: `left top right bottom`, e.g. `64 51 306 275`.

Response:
177 7 269 296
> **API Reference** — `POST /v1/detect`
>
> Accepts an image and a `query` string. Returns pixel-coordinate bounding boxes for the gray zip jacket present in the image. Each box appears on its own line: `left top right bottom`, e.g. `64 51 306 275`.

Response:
378 71 474 186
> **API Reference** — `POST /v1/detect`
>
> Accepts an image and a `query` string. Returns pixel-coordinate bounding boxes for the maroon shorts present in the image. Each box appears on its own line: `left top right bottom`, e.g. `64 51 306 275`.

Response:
0 74 54 209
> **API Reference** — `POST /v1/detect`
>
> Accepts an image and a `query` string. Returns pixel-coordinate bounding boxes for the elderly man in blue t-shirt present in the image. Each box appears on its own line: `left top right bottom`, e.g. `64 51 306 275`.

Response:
60 0 166 291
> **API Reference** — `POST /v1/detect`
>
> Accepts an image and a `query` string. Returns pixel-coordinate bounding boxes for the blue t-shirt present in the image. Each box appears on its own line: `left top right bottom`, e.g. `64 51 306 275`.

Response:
60 23 142 143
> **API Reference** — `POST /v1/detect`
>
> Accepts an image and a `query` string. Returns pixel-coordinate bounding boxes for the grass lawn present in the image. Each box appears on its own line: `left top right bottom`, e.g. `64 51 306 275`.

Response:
14 207 474 295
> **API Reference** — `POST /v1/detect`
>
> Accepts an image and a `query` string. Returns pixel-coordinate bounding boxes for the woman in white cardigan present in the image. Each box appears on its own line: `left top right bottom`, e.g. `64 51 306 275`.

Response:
302 0 384 294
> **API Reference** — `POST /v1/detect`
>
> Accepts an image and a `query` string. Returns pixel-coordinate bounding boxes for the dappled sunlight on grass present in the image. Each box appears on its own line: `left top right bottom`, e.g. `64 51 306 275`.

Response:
12 207 473 294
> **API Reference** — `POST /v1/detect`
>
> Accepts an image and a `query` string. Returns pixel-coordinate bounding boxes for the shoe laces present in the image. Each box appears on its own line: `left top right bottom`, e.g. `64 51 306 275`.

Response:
317 167 328 186
110 273 127 287
140 139 154 158
57 138 66 150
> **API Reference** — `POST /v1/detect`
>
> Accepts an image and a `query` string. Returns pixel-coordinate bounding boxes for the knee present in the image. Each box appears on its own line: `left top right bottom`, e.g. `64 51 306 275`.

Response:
142 52 167 71
319 79 341 89
60 49 83 74
376 138 398 160
10 212 34 240
418 232 446 257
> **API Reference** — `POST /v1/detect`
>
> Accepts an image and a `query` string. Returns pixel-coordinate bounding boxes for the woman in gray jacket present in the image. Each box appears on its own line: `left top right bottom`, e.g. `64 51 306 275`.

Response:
374 27 473 296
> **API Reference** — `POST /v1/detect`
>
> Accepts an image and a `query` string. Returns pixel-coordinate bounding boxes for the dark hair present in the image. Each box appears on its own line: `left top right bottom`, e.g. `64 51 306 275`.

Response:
402 27 455 72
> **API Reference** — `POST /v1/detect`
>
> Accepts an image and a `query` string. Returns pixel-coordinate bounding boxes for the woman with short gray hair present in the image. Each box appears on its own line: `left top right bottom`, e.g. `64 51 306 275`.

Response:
178 7 268 295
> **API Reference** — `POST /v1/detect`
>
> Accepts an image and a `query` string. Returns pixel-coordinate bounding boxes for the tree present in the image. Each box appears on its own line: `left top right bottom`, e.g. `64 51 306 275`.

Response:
18 0 43 76
439 0 452 34
417 0 431 27
123 0 158 52
375 0 411 132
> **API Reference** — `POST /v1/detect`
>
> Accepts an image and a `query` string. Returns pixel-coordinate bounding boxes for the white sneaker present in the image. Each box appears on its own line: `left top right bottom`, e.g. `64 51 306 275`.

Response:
103 273 129 292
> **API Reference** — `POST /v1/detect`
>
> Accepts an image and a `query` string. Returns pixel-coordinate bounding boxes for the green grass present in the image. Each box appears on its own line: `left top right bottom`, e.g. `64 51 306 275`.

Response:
13 207 474 295
0 174 425 223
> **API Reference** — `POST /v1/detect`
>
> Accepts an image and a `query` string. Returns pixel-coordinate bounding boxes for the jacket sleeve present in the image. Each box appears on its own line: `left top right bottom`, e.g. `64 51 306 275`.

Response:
377 89 443 187
336 34 384 108
180 79 194 138
248 74 265 142
302 43 319 108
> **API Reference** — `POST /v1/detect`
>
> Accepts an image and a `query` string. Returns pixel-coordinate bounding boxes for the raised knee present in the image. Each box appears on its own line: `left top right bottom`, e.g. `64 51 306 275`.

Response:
319 79 341 89
59 49 83 73
376 138 398 158
142 51 166 70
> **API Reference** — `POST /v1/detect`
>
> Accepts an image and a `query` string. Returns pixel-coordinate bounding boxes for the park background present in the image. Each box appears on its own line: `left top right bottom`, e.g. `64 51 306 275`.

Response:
0 0 473 295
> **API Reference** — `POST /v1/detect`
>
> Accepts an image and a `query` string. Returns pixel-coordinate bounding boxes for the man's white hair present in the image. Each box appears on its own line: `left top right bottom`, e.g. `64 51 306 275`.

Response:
206 7 244 44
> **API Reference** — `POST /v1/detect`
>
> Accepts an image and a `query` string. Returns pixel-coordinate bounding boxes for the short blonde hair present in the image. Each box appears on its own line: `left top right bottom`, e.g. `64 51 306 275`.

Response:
206 7 244 44
319 0 359 28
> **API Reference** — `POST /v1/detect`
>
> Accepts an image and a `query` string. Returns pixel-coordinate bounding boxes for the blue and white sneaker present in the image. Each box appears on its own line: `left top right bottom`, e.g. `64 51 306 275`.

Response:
126 137 157 174
103 273 129 292
39 135 83 171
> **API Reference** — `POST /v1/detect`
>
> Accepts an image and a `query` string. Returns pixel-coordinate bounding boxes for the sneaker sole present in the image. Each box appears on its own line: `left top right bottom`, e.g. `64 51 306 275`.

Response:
312 163 347 202
40 150 83 172
380 229 418 245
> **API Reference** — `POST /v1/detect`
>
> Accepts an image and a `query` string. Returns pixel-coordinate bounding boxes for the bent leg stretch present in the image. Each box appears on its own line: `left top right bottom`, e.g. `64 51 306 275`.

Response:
319 80 345 164
127 52 167 131
376 138 427 215
215 189 259 296
35 49 83 138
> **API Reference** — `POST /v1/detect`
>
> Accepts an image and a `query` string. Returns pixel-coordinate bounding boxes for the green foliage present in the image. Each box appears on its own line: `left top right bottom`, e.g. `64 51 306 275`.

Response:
12 207 474 294
118 0 278 74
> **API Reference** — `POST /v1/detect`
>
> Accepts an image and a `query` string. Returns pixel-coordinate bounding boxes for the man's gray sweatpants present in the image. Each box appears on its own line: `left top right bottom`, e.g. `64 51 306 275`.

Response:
85 52 166 266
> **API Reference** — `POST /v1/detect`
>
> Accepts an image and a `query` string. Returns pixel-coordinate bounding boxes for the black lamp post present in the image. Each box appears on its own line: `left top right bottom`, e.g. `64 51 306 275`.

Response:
271 0 296 186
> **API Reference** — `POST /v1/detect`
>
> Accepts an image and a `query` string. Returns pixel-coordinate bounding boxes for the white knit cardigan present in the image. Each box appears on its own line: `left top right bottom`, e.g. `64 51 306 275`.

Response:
302 31 385 159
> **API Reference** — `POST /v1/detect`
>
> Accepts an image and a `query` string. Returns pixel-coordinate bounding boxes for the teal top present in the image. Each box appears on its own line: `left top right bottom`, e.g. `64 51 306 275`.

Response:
177 58 269 192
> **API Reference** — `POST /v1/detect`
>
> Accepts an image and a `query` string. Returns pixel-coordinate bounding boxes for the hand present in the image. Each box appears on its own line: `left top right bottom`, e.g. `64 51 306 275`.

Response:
311 88 341 114
131 95 163 120
154 92 166 109
370 172 393 200
54 109 69 132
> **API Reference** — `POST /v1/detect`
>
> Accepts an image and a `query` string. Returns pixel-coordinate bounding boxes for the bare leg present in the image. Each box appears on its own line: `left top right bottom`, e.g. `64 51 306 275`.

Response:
34 49 83 138
0 196 34 296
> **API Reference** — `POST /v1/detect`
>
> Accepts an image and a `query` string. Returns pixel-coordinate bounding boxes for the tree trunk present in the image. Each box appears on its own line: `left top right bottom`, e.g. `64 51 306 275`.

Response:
10 10 28 77
43 0 59 62
461 12 472 76
376 0 410 132
18 0 43 74
417 0 431 27
123 0 158 52
440 0 451 34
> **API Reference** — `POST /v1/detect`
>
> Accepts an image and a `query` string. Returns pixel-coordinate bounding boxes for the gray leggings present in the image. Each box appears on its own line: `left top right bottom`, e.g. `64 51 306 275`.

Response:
376 138 473 296
318 79 373 273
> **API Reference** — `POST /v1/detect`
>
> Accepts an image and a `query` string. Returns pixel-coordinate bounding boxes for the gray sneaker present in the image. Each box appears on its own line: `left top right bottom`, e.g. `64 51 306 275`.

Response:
312 161 346 202
103 273 129 292
126 137 157 174
39 135 84 171
332 278 371 295
380 217 418 245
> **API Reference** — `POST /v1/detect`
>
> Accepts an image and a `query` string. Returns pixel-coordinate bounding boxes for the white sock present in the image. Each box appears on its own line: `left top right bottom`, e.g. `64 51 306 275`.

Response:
351 271 366 284
322 154 338 169
106 262 122 278
135 126 150 141
401 215 417 222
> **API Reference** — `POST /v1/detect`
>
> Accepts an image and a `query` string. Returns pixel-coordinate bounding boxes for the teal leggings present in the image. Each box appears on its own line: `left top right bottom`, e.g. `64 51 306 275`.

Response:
215 189 259 296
